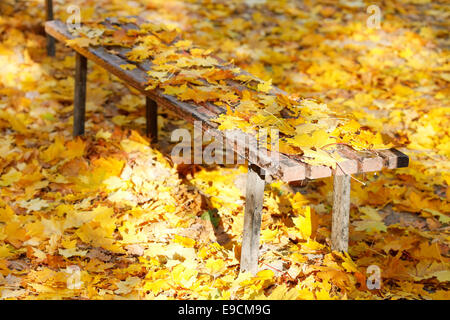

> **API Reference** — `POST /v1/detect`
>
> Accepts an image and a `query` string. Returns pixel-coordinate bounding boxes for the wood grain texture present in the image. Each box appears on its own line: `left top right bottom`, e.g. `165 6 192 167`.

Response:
240 163 265 275
377 149 399 169
331 174 351 252
386 148 409 168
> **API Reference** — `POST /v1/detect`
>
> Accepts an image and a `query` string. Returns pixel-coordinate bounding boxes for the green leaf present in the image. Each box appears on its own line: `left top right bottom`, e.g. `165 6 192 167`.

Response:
201 209 220 228
42 113 55 121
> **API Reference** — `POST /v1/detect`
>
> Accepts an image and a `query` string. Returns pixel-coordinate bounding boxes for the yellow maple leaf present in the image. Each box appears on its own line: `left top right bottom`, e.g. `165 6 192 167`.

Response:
301 148 341 168
120 64 137 70
40 135 65 163
205 258 226 274
143 278 170 295
0 168 22 187
162 84 187 96
126 44 152 62
0 244 14 258
340 252 360 273
255 269 275 281
257 79 272 93
66 37 97 48
173 235 196 248
431 270 450 282
287 129 336 149
292 206 316 239
171 264 198 288
62 138 86 160
264 284 299 300
353 206 387 234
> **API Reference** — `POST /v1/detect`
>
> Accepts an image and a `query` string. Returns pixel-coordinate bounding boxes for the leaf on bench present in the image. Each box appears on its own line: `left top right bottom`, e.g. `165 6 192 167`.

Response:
46 18 407 175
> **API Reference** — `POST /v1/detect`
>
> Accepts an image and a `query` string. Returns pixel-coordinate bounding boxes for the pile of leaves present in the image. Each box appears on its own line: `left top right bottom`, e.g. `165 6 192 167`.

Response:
0 0 448 300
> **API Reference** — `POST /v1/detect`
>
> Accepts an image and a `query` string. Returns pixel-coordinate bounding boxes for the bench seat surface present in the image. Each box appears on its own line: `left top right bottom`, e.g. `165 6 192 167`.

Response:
45 19 408 182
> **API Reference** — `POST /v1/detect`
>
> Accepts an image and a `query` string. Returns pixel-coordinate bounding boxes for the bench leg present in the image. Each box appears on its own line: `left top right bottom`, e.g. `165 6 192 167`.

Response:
45 0 55 56
73 53 87 137
331 174 351 251
146 97 158 142
240 163 265 275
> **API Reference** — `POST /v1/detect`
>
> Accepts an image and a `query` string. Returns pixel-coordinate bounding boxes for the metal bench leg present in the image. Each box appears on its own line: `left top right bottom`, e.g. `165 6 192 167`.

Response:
240 163 265 274
45 0 55 56
146 97 158 142
73 52 87 137
331 174 351 251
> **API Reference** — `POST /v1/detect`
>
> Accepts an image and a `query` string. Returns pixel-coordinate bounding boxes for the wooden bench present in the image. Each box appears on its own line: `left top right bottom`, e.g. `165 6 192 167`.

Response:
45 18 409 275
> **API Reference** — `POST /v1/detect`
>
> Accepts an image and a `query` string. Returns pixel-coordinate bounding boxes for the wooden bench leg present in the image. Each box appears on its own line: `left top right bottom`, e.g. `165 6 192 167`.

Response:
146 97 158 142
45 0 55 56
73 53 87 137
240 163 265 274
331 174 351 251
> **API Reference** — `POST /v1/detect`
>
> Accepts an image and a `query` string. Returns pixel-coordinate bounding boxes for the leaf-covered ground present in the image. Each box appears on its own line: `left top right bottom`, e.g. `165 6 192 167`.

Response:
0 0 448 299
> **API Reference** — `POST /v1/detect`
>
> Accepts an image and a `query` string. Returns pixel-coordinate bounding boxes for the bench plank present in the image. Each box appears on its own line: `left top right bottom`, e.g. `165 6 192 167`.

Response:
45 20 294 180
45 19 409 183
45 21 218 126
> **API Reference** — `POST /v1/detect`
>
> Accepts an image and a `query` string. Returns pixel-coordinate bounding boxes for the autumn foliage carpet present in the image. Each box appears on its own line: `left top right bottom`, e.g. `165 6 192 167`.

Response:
0 0 448 299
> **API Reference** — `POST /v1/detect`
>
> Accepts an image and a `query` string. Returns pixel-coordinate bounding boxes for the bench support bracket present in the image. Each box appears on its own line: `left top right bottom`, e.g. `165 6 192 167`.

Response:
146 97 158 142
240 163 265 275
74 53 87 137
331 174 351 252
45 0 55 56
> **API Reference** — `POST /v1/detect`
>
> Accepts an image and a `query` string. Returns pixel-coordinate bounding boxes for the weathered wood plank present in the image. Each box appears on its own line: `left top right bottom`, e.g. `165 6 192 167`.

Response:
279 157 306 181
240 163 265 274
45 20 409 183
285 146 359 180
45 21 218 127
73 53 87 136
338 145 383 173
306 164 332 180
46 21 283 176
334 145 359 176
385 148 409 168
377 149 398 169
331 174 351 252
103 44 228 116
